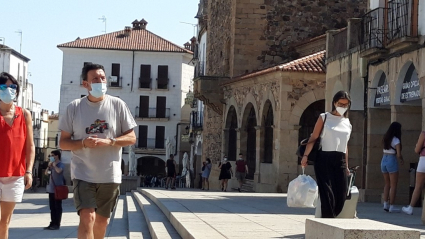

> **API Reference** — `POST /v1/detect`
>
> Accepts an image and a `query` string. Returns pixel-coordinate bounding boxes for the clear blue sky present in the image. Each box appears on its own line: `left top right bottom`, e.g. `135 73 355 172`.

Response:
0 0 198 113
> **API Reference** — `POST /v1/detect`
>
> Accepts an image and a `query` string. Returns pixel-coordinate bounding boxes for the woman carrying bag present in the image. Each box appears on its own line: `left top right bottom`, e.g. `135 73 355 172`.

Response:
301 91 352 218
44 150 65 230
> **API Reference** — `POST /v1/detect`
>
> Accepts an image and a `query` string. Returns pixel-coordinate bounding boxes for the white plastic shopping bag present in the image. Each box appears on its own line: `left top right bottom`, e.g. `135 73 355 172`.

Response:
287 167 318 208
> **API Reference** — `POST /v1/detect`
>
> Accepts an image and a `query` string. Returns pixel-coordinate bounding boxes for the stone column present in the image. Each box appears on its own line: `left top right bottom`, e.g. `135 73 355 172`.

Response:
235 128 241 156
254 126 261 183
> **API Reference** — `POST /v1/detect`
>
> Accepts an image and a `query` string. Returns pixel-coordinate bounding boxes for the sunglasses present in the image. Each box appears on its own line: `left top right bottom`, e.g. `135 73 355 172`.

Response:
0 84 17 91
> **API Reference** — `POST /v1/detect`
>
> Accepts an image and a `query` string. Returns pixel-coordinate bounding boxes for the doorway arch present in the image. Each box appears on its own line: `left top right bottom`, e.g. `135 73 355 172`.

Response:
241 103 257 179
298 100 325 164
225 106 238 161
137 156 166 177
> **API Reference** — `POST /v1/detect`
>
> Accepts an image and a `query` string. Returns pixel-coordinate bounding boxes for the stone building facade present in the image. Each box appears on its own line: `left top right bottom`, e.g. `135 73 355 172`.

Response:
325 0 425 203
195 0 368 191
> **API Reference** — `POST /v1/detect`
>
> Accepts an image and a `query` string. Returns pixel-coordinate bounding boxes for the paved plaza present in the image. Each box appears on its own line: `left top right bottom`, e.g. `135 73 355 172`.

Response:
7 188 425 238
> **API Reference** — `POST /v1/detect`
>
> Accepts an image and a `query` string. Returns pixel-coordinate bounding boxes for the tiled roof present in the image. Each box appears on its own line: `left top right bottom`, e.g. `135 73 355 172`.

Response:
57 28 193 54
279 50 325 73
226 50 326 84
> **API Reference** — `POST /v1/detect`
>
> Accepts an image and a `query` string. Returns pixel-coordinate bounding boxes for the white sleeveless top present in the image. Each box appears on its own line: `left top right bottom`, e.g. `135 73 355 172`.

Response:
320 112 352 153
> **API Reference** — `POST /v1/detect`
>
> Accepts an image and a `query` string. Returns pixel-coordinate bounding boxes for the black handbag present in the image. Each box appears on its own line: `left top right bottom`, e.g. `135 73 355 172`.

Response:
296 113 327 164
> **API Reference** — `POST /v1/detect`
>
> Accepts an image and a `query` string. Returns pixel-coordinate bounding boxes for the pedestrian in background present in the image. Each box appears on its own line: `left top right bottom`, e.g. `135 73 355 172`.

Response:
402 131 425 215
166 154 177 189
44 150 65 230
381 122 403 213
59 63 137 238
301 91 352 218
201 158 212 190
0 72 35 239
235 153 248 192
219 156 232 192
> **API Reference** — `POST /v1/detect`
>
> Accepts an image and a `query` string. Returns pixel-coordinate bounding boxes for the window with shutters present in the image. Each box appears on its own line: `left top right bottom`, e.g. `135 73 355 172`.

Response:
155 126 165 149
157 65 169 90
138 125 148 148
110 63 120 87
139 65 151 89
139 96 149 118
156 96 167 118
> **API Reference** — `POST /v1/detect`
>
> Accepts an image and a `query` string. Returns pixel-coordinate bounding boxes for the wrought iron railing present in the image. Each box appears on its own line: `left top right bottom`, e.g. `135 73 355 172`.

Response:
139 77 152 89
387 0 414 43
361 7 386 51
156 78 169 90
195 61 205 78
136 138 166 149
136 107 170 119
190 110 203 130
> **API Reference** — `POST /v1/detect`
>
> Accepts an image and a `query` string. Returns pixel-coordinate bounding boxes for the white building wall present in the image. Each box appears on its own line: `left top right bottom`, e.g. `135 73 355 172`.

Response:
8 54 29 108
369 0 385 10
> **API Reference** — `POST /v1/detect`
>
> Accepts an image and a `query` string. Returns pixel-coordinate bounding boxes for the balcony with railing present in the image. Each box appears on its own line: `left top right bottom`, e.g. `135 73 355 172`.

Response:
139 77 152 90
386 0 419 50
133 138 166 155
156 78 169 90
108 76 122 88
135 107 170 121
190 110 203 131
360 7 388 59
193 60 229 115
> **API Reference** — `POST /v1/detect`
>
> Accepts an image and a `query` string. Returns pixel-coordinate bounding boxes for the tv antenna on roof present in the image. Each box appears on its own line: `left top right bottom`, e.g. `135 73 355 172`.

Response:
98 16 107 33
180 22 197 37
15 30 22 53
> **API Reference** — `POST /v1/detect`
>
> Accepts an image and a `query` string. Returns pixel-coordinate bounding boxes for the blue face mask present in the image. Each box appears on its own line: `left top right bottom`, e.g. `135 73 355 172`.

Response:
50 156 55 162
0 87 16 104
89 83 107 98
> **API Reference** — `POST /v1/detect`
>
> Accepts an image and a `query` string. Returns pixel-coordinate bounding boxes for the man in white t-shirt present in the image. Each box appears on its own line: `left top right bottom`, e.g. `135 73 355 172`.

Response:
59 63 137 238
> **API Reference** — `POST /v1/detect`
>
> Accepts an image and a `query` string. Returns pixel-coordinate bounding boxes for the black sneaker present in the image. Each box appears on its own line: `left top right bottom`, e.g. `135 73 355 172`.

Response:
45 225 60 230
238 188 241 192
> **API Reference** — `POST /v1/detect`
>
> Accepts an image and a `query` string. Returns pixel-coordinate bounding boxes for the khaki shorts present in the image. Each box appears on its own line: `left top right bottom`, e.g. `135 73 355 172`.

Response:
235 171 246 182
73 179 120 218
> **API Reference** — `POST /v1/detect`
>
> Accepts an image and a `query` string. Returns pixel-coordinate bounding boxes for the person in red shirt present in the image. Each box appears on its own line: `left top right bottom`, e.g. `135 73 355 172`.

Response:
235 153 248 192
0 72 35 238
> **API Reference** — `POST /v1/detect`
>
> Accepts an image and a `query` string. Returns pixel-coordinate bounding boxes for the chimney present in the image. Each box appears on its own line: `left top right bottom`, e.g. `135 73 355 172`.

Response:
190 37 197 52
132 19 140 29
139 19 148 30
184 42 191 50
124 26 132 36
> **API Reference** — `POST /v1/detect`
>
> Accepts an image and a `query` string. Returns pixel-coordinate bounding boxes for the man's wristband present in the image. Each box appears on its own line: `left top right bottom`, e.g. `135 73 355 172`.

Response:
303 155 308 157
25 171 32 175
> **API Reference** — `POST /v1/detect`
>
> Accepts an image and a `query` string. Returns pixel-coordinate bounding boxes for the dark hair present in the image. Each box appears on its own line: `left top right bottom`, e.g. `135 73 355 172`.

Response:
239 153 243 156
80 63 105 82
169 154 174 158
331 91 351 117
51 150 62 160
0 72 20 99
383 122 402 150
206 158 211 163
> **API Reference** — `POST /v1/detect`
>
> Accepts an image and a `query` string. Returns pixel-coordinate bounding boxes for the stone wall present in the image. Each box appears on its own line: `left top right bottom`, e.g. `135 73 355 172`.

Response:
207 0 367 78
202 105 223 163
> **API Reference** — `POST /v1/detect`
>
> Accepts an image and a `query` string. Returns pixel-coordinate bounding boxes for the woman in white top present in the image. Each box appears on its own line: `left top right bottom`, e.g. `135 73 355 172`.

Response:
301 91 352 218
381 122 403 213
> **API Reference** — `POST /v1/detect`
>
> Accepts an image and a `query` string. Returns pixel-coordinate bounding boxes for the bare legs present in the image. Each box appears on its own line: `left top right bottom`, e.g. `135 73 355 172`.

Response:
0 202 16 239
409 172 425 207
382 172 399 205
78 208 109 239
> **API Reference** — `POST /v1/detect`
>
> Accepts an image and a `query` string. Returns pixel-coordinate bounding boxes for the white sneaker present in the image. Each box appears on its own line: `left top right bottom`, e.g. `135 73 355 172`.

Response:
402 206 413 215
389 205 400 213
383 201 389 212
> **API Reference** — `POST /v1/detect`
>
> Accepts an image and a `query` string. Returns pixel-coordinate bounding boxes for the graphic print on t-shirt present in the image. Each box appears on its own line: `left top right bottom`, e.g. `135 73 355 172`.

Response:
85 119 109 134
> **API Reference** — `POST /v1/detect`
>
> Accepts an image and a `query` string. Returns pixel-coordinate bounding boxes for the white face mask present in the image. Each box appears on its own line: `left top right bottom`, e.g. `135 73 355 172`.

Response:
89 83 107 98
336 106 348 116
49 156 55 162
0 88 16 104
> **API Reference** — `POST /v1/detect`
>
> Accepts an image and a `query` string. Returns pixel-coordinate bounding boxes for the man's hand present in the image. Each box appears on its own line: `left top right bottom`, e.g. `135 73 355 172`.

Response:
84 136 98 148
95 138 113 147
53 161 57 167
48 162 53 168
24 173 33 190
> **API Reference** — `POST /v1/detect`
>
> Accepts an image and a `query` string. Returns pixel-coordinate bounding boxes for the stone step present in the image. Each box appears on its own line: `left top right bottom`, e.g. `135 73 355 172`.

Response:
139 188 227 239
305 218 420 239
132 191 181 239
126 192 151 239
105 195 128 239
